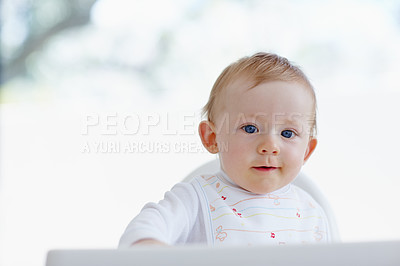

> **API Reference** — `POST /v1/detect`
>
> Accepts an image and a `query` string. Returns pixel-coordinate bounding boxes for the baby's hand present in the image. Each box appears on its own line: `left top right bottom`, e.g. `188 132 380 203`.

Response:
132 239 168 246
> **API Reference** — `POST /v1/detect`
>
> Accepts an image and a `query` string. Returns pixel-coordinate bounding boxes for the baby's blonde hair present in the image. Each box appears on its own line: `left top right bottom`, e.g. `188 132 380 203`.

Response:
202 52 317 137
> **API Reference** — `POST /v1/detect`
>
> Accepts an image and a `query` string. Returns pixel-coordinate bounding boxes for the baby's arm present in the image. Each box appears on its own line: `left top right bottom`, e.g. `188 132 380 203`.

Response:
131 238 168 246
119 182 200 247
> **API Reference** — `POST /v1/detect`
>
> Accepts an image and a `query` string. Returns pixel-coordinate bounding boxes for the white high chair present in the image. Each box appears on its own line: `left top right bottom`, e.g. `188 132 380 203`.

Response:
183 158 341 242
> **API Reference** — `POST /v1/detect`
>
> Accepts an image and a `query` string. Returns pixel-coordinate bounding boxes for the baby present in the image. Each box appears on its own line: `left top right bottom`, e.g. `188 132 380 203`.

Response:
119 52 331 247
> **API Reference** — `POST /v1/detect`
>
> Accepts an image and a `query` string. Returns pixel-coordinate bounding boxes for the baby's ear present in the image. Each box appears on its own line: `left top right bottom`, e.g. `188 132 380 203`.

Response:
198 121 219 154
303 137 317 164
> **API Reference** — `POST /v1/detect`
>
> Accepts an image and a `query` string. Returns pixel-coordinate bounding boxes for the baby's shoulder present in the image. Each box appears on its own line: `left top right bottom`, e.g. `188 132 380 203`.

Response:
169 173 216 199
186 173 219 185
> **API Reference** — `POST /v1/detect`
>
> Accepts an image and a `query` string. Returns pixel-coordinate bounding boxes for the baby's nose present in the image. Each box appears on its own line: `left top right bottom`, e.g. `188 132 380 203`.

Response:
257 136 280 155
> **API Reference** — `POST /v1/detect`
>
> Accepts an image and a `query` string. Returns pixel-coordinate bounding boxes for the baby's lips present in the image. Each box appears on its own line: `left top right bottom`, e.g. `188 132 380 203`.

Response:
252 166 279 171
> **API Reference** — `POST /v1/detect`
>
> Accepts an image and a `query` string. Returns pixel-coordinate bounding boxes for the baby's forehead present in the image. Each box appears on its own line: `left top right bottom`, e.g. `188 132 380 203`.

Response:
223 79 314 104
213 79 315 122
218 111 314 126
224 77 313 97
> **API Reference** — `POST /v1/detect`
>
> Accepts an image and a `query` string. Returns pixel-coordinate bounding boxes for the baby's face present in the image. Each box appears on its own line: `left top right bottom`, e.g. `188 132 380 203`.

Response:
214 80 316 194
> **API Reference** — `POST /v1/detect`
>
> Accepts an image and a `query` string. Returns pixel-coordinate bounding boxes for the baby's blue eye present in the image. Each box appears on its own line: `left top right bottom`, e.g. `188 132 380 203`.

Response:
281 130 295 138
242 125 258 134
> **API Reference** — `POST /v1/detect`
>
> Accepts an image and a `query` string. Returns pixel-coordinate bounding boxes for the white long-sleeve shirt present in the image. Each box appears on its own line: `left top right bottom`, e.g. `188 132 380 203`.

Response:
119 171 331 247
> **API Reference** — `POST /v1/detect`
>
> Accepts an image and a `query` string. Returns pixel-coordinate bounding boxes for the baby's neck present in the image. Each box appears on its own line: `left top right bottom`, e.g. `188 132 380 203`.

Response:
217 170 291 195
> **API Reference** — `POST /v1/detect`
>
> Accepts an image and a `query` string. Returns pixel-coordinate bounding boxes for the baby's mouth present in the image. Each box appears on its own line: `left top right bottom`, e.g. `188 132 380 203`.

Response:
253 166 278 171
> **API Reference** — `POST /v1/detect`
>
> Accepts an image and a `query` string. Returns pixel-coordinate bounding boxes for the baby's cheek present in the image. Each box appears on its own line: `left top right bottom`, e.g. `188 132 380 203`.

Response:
223 146 243 164
220 140 246 169
283 148 304 165
218 134 238 153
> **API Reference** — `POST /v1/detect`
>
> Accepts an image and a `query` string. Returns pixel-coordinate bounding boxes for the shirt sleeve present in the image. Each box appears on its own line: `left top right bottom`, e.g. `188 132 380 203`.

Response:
118 182 201 247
